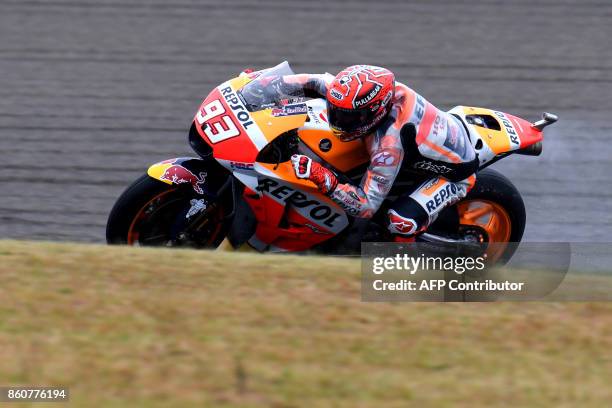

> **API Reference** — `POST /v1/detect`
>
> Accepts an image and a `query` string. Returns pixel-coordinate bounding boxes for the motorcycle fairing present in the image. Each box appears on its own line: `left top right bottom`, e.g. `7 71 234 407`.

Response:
235 152 352 251
298 99 370 173
255 163 348 231
147 157 211 195
189 69 363 251
241 162 349 251
194 78 308 166
449 106 543 164
192 81 265 163
242 186 342 252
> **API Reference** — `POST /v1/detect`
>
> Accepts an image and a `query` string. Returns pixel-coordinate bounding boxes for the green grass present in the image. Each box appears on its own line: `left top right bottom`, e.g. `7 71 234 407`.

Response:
0 240 610 407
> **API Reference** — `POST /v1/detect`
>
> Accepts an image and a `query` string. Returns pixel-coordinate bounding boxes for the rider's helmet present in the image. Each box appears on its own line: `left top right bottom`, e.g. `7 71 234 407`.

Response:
326 65 395 142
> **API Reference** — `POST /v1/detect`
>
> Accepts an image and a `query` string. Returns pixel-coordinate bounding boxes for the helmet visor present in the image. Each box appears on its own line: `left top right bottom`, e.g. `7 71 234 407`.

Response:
327 102 378 135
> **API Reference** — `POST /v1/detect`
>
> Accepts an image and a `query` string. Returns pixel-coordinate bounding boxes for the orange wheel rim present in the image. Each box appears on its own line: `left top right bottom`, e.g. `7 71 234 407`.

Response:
457 199 512 262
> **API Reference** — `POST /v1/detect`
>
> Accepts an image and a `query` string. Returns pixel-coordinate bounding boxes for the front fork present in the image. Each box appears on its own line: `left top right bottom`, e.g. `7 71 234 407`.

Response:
147 156 233 245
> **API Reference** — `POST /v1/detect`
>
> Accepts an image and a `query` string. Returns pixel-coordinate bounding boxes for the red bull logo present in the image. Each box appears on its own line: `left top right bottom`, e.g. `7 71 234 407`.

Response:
160 164 207 194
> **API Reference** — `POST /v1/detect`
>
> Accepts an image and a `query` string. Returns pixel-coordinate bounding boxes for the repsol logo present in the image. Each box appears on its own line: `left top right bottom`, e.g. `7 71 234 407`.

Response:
425 183 460 213
494 111 520 147
220 86 255 129
257 178 342 227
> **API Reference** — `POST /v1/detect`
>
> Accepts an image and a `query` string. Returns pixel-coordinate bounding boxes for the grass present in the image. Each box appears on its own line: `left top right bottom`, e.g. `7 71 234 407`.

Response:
0 240 610 407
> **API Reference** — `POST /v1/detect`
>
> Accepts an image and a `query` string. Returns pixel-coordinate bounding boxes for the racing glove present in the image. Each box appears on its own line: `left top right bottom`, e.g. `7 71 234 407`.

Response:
291 154 338 195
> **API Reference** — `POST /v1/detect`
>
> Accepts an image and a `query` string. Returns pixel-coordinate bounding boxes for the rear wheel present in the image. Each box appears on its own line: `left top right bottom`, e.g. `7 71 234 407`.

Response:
106 175 229 248
455 168 525 262
421 168 525 263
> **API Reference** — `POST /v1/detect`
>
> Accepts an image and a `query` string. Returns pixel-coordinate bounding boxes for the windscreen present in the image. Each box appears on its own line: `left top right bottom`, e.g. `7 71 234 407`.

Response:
239 61 306 112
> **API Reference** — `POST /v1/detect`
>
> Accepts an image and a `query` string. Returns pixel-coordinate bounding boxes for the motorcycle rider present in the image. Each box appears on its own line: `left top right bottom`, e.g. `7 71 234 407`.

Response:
275 65 479 240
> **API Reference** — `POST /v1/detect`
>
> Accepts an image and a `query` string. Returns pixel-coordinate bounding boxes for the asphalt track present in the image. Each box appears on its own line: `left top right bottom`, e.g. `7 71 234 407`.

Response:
1 0 611 243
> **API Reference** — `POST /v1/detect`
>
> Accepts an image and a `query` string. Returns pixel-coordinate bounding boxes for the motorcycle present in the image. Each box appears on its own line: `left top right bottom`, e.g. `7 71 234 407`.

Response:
106 61 558 262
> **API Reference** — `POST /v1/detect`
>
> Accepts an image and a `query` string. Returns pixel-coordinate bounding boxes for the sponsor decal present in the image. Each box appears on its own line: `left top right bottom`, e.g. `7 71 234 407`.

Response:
229 161 255 171
196 85 260 144
256 178 342 228
413 160 452 174
354 84 381 107
334 194 362 216
414 96 426 121
373 175 389 186
421 177 442 195
431 115 444 138
425 183 463 213
271 103 307 117
160 165 207 194
307 106 321 124
219 86 256 130
319 138 332 152
330 88 344 100
322 173 334 192
280 97 304 105
388 211 418 235
372 151 399 167
186 198 208 219
382 90 393 106
493 111 520 147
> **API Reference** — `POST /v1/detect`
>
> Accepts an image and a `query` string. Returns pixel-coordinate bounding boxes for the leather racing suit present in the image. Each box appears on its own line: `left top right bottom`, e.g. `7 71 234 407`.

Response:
281 73 479 237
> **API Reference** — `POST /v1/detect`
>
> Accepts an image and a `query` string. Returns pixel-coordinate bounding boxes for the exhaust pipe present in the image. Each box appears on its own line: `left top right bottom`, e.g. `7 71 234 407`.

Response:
532 112 558 131
516 141 542 156
518 113 557 156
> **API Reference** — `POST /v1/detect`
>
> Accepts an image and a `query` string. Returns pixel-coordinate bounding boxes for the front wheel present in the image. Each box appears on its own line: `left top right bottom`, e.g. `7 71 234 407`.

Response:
106 175 229 247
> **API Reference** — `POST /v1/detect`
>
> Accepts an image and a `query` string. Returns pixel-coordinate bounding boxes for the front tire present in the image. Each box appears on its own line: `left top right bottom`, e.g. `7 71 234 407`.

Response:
106 174 228 247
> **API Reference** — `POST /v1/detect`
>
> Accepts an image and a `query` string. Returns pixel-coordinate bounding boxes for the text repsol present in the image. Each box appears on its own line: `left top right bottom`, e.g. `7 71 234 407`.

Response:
425 183 462 213
257 179 342 228
220 86 255 129
494 111 520 146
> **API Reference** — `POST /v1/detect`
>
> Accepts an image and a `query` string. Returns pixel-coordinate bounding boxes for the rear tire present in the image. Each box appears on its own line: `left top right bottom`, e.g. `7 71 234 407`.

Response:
422 168 526 264
466 168 526 242
461 168 526 263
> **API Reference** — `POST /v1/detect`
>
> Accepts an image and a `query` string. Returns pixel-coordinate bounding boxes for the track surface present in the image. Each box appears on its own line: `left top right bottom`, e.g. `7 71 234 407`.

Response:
1 0 611 243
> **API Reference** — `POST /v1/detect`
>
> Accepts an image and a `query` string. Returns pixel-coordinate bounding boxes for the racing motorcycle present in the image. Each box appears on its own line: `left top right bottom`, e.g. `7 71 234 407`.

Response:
106 62 558 262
